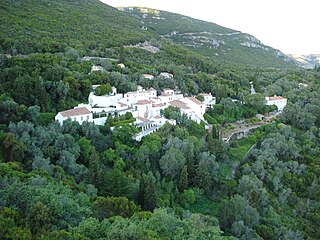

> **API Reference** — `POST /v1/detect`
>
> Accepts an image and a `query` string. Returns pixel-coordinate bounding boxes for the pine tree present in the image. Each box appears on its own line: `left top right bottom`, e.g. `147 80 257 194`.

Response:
178 165 189 192
89 150 100 187
139 172 156 211
185 142 196 185
101 168 131 197
195 160 212 193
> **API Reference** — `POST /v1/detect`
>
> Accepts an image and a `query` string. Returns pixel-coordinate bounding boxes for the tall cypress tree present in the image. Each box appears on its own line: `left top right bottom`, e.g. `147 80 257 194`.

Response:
178 165 189 192
185 142 196 185
195 160 212 193
139 172 156 211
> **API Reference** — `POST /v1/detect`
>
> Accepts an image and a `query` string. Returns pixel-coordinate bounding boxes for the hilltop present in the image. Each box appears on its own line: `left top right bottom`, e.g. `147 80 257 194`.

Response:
121 7 298 68
0 0 298 68
0 0 157 54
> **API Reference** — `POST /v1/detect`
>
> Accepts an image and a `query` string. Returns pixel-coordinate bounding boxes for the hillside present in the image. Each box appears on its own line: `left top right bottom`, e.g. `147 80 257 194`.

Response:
120 7 298 68
0 0 299 68
0 0 157 54
1 1 320 240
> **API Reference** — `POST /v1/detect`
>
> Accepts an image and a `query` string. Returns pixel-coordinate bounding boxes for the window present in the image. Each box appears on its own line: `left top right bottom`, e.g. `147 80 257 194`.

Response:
87 115 89 120
81 116 83 121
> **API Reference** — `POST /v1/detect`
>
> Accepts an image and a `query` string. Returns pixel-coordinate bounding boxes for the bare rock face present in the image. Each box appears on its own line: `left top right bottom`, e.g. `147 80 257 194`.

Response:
288 54 320 69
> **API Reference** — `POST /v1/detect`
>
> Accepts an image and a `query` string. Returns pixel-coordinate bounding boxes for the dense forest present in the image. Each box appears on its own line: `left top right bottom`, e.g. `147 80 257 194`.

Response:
1 0 320 239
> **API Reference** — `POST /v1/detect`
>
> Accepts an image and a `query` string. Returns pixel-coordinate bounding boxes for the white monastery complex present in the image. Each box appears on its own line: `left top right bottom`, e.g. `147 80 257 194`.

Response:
55 84 287 141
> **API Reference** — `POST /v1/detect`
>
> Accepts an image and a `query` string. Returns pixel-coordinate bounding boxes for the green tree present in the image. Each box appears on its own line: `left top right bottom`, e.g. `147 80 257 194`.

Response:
159 147 186 179
95 83 112 96
26 201 53 235
178 165 189 192
100 167 132 197
195 94 205 102
219 194 260 231
93 196 139 220
244 93 266 114
139 172 157 211
195 159 212 192
2 132 26 163
0 207 32 240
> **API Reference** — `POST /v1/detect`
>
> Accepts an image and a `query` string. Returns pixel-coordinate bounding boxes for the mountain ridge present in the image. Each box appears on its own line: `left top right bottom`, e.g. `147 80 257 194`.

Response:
119 6 299 68
0 0 299 68
287 53 320 69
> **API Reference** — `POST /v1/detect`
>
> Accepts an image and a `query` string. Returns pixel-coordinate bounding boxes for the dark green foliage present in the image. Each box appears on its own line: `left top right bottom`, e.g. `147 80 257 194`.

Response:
2 132 26 163
92 196 139 220
139 172 157 211
0 163 92 232
0 0 157 55
178 165 189 192
100 167 133 198
219 194 260 232
0 207 32 240
196 94 205 102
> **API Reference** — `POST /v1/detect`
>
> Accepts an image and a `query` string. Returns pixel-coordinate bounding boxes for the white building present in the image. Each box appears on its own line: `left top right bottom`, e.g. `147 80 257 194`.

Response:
163 88 174 95
61 84 213 130
151 103 166 117
168 96 207 124
169 100 194 120
199 93 216 107
299 83 309 88
120 87 157 105
142 74 154 80
159 72 174 78
117 63 125 68
55 107 93 125
91 65 103 72
180 97 206 122
88 92 123 108
133 100 153 119
265 96 287 111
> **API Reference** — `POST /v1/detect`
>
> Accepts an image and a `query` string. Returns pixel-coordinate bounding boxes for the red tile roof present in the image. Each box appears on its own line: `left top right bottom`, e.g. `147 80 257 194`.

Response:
152 103 165 108
136 116 149 122
160 93 172 97
169 100 190 110
59 107 91 117
186 97 202 105
136 100 152 105
118 102 128 107
267 96 287 101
